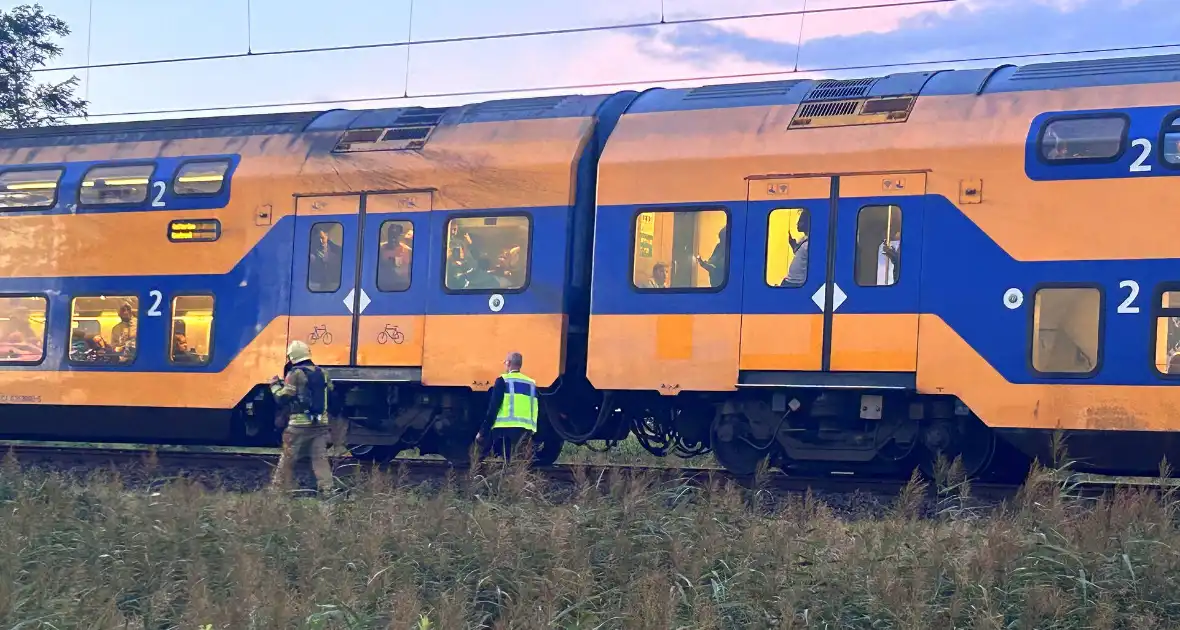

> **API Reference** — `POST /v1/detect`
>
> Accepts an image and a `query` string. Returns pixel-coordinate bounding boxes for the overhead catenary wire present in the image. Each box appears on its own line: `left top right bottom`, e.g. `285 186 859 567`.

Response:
77 40 1180 121
37 0 957 74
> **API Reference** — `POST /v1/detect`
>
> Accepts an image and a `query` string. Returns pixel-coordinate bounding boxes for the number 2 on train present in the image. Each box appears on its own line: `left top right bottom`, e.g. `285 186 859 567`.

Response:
151 181 166 207
1118 280 1140 314
1129 138 1152 173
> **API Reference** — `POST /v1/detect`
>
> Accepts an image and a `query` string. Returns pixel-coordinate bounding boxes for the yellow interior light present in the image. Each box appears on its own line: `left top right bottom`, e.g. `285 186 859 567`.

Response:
81 177 149 187
4 181 57 190
176 174 224 183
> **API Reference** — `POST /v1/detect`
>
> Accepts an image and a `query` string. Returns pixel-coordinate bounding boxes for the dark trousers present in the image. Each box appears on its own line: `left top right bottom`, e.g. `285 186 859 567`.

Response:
482 427 530 462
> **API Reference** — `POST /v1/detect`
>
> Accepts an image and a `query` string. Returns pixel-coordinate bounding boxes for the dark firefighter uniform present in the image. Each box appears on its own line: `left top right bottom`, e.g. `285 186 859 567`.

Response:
269 340 335 494
478 369 538 461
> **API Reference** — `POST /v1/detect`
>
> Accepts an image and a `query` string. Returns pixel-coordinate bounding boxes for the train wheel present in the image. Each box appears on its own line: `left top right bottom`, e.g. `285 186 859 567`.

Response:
710 413 767 477
918 417 996 480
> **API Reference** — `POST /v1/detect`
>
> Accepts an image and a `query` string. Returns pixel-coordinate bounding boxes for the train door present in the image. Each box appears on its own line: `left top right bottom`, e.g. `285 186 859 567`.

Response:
288 192 433 369
355 192 432 367
829 173 926 379
739 176 833 372
738 172 924 386
289 194 361 366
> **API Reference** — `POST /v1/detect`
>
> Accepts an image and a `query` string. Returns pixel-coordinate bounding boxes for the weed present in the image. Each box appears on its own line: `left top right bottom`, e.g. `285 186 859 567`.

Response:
1 457 1180 628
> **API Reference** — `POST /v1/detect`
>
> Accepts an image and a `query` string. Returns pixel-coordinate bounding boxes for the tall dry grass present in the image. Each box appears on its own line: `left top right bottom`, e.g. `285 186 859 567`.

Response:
2 450 1180 629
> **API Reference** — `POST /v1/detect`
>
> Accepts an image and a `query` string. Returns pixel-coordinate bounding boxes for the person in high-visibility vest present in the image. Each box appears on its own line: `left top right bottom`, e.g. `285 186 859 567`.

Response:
476 351 538 462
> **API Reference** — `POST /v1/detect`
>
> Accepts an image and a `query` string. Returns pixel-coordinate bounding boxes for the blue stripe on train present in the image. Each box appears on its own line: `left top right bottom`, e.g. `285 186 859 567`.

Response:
0 205 575 373
590 196 1180 387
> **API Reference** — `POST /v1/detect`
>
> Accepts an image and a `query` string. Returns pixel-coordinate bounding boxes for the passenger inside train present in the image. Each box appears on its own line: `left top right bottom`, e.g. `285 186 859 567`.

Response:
309 224 344 292
633 208 728 290
444 216 529 290
376 221 413 292
0 297 44 362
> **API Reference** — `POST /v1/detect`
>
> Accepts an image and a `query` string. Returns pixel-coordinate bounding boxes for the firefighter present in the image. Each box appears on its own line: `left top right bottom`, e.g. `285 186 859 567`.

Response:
269 340 335 495
475 351 538 463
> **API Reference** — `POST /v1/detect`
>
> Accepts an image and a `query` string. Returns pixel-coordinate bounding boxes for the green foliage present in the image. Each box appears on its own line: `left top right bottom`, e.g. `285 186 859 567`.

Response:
2 457 1180 628
0 3 86 128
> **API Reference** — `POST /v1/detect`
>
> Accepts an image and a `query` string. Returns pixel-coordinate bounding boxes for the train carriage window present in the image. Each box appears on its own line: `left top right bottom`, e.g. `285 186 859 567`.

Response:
767 208 810 287
68 296 139 365
80 164 154 206
1153 290 1180 375
854 205 901 287
1031 287 1101 376
0 168 63 210
1040 117 1127 162
307 222 344 293
377 220 413 293
1162 130 1180 166
170 295 213 365
173 160 230 196
0 296 47 363
444 215 530 292
633 208 728 290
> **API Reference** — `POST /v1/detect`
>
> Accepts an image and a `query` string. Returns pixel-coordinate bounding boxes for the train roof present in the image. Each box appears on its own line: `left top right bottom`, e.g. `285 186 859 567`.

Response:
627 52 1180 114
0 93 622 149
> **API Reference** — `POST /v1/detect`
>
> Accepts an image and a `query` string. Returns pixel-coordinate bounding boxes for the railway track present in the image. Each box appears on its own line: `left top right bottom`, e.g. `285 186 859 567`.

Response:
0 440 1159 506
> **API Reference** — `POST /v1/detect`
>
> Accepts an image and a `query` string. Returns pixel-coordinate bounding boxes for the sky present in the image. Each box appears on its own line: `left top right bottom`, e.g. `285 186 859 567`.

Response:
7 0 1180 122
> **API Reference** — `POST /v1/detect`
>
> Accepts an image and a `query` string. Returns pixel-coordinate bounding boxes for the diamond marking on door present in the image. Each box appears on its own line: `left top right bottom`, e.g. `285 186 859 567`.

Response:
811 285 826 311
343 289 355 313
830 283 847 312
810 283 848 312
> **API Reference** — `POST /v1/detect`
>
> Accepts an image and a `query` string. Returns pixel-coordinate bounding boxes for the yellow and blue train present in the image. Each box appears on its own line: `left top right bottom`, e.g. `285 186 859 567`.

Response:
3 51 1180 478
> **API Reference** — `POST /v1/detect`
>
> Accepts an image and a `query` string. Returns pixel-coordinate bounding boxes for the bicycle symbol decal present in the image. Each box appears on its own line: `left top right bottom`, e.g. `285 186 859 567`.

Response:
377 324 405 345
308 324 334 345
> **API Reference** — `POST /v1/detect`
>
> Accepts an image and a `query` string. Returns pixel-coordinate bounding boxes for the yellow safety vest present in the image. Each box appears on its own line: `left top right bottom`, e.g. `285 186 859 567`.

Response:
493 371 538 432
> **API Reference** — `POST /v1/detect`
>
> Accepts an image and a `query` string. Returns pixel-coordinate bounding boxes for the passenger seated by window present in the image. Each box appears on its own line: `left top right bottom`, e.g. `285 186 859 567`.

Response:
694 226 726 288
172 333 201 364
465 257 503 290
70 328 108 363
781 213 810 287
3 305 39 348
646 262 668 289
0 331 40 361
447 247 472 288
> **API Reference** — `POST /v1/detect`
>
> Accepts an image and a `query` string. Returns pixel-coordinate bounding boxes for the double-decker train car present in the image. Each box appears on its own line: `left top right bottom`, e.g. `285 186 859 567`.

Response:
5 51 1180 480
584 53 1180 479
0 93 635 466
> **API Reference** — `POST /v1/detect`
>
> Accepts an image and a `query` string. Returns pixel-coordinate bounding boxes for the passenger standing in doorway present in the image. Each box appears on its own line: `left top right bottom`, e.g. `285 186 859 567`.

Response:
269 340 336 495
878 227 901 285
782 212 810 287
475 351 539 463
694 226 727 288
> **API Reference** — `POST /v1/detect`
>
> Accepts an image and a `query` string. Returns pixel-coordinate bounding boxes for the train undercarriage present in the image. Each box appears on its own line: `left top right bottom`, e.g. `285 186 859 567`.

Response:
542 384 1034 483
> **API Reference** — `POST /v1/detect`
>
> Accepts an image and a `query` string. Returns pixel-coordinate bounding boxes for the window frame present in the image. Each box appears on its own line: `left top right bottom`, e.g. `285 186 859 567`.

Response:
1156 110 1180 170
629 204 731 294
167 293 215 367
376 219 415 294
765 207 810 289
171 158 231 197
1035 113 1130 166
0 293 49 366
77 161 159 209
440 211 534 295
0 167 65 212
1149 283 1180 378
306 221 346 294
852 203 903 289
65 294 142 367
1026 282 1104 379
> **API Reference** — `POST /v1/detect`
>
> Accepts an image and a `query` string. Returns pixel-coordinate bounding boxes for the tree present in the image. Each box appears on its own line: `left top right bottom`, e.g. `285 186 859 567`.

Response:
0 3 86 128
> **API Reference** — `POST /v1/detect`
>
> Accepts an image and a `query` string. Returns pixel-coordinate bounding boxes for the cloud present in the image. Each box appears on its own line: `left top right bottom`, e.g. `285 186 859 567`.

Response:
631 0 1180 73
